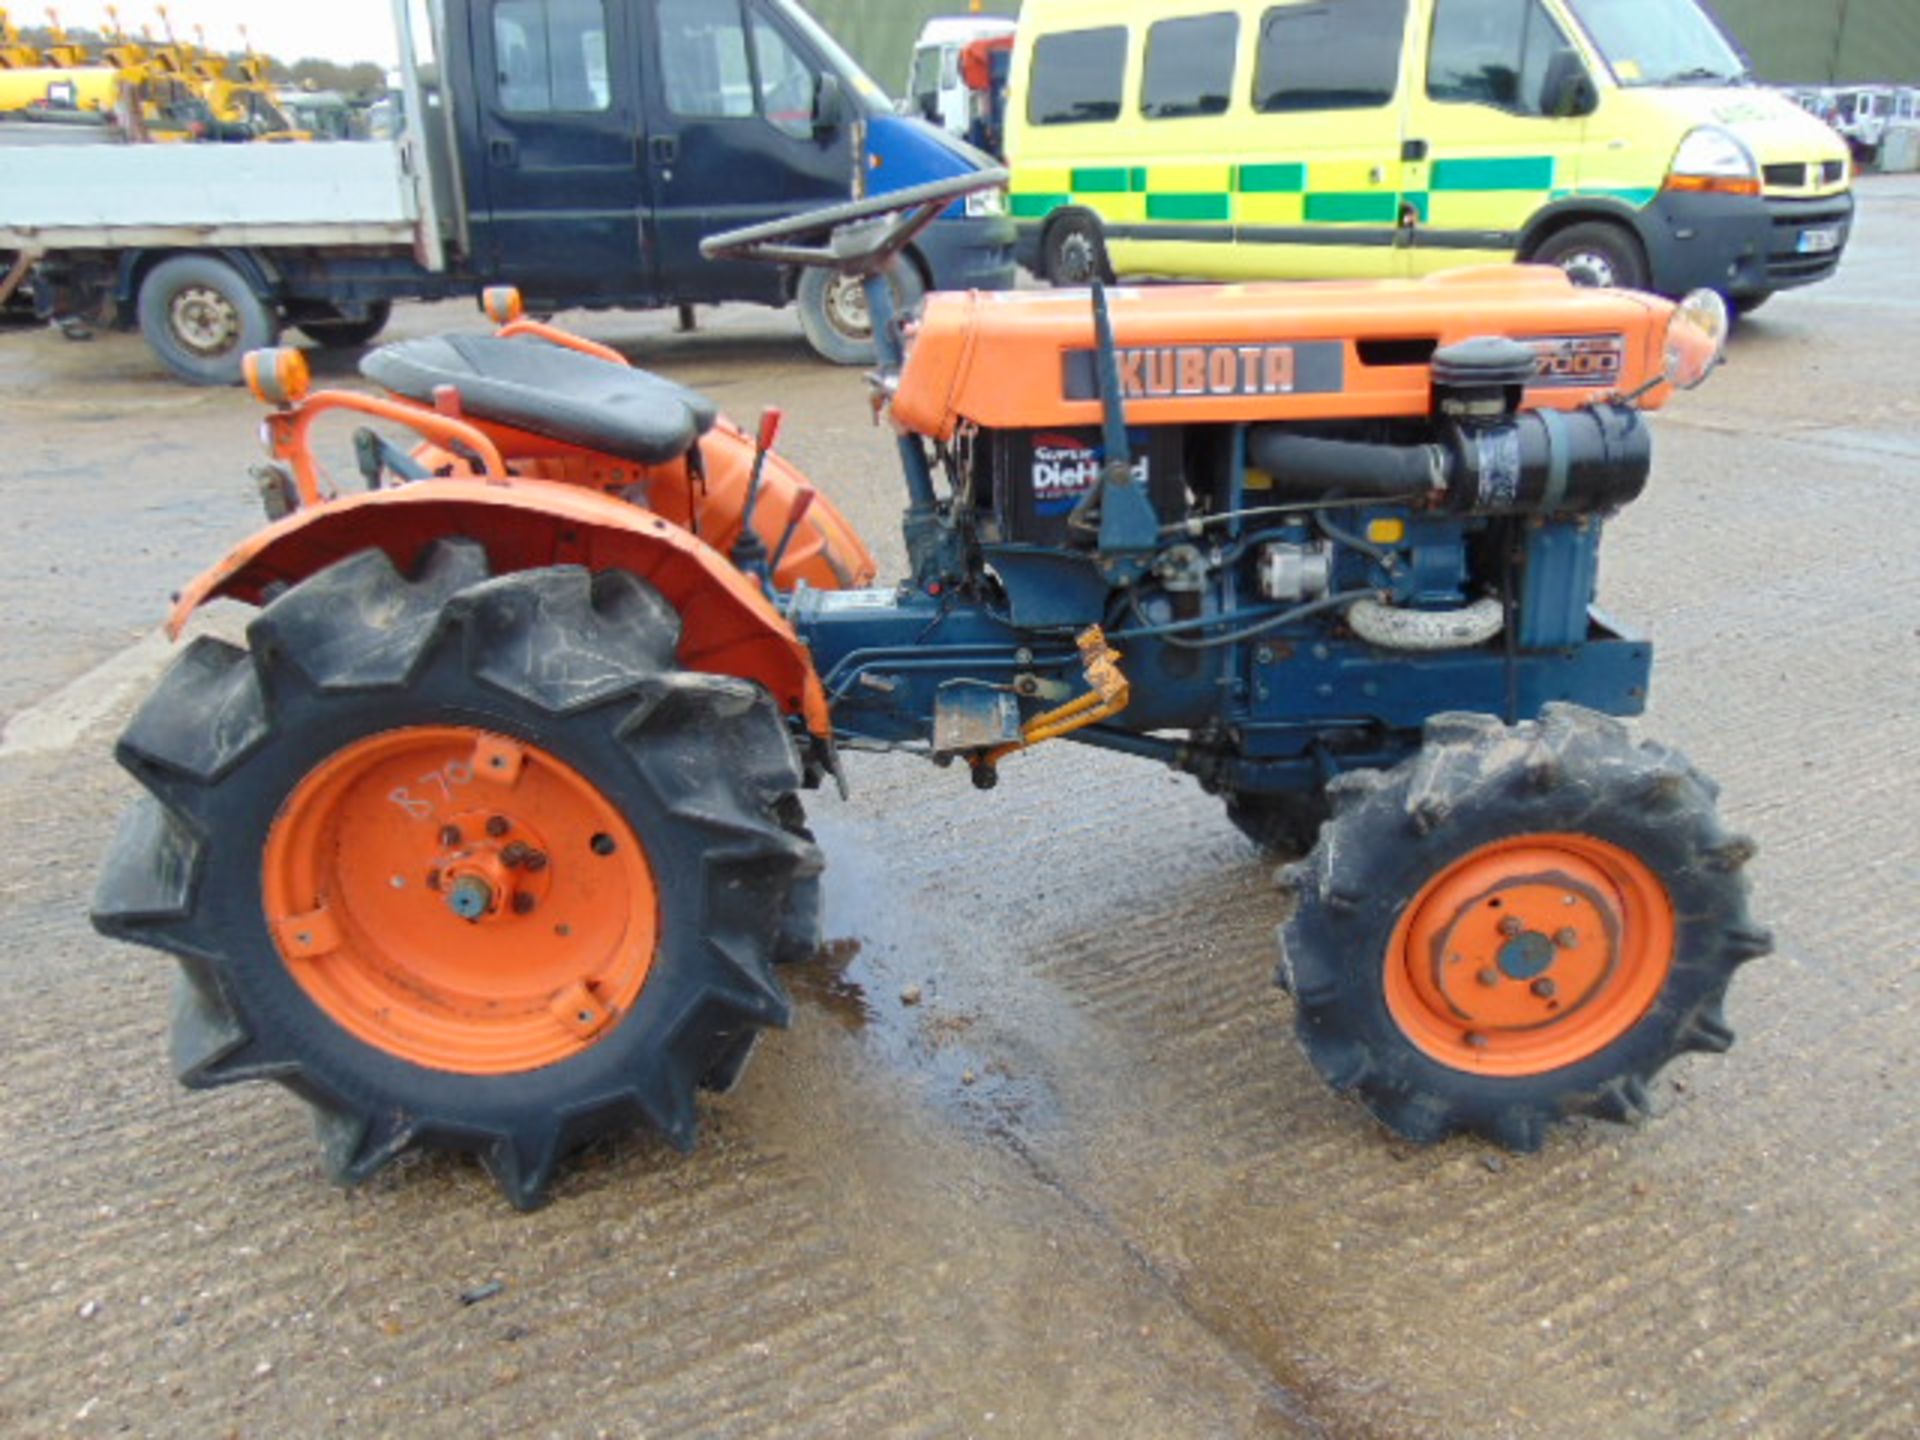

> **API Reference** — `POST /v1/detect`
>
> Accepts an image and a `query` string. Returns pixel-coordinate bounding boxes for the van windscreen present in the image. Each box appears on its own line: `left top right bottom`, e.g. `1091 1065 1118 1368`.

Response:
1254 0 1407 113
1028 26 1129 125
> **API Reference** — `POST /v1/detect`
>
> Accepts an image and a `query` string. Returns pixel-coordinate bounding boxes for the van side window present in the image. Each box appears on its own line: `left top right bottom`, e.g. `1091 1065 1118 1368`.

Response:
1142 13 1239 119
1028 26 1128 125
1428 0 1579 116
752 15 818 139
1253 0 1406 113
657 0 754 119
494 0 611 114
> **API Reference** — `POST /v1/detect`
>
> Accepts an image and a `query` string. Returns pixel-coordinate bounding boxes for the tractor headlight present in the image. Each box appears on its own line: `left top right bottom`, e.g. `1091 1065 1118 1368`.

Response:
1663 288 1729 390
965 186 1006 219
1666 127 1760 197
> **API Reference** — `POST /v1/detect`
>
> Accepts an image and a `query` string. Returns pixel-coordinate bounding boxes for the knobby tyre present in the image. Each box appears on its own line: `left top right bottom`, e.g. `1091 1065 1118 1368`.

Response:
93 540 823 1208
1277 705 1771 1152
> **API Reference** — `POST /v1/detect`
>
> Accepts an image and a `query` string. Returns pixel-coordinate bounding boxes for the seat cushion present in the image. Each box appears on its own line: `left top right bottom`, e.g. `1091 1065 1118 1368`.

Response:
361 333 717 465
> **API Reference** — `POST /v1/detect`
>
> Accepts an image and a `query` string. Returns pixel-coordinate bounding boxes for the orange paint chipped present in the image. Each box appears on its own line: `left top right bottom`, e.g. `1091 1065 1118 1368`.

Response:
263 725 657 1075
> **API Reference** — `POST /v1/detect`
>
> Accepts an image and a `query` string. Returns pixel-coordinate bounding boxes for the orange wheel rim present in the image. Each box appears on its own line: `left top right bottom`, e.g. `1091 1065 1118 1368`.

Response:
262 727 657 1075
1384 833 1675 1077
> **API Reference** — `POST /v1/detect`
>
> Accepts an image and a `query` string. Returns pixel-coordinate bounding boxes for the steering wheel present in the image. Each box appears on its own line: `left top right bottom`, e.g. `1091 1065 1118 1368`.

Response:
700 169 1008 279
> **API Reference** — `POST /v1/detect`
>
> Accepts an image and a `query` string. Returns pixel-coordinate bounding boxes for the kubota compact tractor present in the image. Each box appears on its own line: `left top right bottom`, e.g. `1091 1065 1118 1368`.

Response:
93 173 1770 1208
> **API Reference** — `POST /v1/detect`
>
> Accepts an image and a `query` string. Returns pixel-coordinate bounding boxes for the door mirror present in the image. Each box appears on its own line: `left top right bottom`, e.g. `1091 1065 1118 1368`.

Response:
1541 50 1597 119
814 73 848 133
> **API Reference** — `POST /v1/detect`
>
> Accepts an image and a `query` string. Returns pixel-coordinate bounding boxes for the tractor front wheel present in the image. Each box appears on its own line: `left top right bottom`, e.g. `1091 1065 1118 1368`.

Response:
1277 705 1771 1152
93 541 821 1207
1225 790 1330 856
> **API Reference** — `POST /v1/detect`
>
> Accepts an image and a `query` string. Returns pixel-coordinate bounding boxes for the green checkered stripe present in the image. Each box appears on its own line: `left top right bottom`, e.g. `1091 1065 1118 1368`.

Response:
1008 155 1651 232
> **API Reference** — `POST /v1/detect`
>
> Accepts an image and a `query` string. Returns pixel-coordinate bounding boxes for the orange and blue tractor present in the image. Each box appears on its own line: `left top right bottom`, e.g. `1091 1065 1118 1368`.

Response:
93 173 1768 1207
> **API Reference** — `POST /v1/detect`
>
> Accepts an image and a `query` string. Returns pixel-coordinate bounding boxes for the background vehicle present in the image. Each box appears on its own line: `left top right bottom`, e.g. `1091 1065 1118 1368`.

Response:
93 171 1768 1208
1006 0 1853 311
0 0 1016 380
903 13 1016 136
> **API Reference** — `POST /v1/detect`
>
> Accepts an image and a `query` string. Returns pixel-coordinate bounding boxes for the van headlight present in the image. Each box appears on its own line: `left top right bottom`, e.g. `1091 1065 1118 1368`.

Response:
965 187 1006 218
1665 126 1760 197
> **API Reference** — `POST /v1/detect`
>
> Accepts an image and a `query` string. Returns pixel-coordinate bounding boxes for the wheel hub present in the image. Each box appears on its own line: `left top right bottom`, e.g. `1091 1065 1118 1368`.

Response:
1384 833 1674 1075
1558 251 1616 288
170 285 241 356
824 274 873 340
262 726 657 1074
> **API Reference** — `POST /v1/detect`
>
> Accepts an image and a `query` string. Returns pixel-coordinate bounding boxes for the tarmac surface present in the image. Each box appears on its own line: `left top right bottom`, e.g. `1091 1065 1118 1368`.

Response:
1 177 1915 1439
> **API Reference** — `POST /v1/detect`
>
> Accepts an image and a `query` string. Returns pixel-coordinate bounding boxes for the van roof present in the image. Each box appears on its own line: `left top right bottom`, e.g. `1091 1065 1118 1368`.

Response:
917 17 1018 49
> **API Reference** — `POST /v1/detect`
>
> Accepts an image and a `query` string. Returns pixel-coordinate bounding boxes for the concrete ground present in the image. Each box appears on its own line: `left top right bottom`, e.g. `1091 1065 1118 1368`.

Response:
1 177 1914 1439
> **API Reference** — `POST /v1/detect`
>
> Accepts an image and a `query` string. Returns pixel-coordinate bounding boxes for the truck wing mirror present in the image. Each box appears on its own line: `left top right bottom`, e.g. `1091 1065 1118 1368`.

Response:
1542 51 1597 119
814 73 848 134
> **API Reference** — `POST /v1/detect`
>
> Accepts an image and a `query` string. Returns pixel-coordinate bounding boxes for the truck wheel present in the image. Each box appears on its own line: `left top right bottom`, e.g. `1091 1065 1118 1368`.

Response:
796 259 924 366
1277 705 1771 1152
1226 790 1330 856
92 541 822 1208
137 254 280 385
1529 222 1649 292
294 300 393 349
1044 214 1113 287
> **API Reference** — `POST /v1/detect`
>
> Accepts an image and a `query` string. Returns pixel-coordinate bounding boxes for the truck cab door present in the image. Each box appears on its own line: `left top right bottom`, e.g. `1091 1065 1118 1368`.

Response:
469 0 650 299
1403 0 1595 274
637 0 853 304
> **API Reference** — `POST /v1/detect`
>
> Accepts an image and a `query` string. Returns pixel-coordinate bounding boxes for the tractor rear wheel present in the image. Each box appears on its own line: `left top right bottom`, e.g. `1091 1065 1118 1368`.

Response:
1277 705 1770 1152
92 541 822 1208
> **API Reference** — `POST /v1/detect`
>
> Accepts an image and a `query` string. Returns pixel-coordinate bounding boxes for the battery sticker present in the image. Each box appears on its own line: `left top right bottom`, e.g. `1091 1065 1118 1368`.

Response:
1523 334 1628 388
1029 430 1149 516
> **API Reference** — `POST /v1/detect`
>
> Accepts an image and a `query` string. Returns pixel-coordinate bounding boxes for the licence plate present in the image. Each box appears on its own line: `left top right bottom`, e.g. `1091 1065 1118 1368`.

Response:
1797 227 1841 254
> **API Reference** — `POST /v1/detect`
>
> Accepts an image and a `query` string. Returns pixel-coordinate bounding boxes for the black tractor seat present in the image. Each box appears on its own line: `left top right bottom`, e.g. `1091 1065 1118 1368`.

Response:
360 333 718 465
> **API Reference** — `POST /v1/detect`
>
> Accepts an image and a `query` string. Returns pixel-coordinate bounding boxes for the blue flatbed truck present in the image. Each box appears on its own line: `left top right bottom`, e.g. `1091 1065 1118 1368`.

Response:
0 0 1016 382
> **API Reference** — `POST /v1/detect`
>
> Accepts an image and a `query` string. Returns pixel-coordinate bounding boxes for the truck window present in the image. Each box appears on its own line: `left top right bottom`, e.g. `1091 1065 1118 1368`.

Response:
752 12 818 139
657 0 754 118
1428 0 1577 115
494 0 610 114
1253 0 1407 113
1142 12 1239 119
1027 26 1128 126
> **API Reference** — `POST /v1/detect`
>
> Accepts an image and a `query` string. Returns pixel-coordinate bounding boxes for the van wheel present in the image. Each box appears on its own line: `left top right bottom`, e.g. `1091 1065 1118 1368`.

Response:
1732 291 1772 317
1045 215 1113 287
1530 222 1648 292
796 260 925 366
138 254 280 386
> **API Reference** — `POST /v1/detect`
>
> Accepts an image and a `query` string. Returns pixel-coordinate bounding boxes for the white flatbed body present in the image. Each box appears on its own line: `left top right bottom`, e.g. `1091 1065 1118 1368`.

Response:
0 140 426 251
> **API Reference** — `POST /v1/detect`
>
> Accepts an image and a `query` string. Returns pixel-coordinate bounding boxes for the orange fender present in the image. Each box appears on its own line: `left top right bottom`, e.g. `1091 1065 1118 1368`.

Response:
400 418 879 595
168 479 832 736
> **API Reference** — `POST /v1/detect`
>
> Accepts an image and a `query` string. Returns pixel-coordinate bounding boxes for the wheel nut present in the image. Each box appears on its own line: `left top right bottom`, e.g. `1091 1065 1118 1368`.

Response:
486 815 511 838
501 841 531 868
439 824 463 846
426 867 442 892
522 850 548 873
1498 915 1524 937
512 892 537 916
1477 967 1501 987
1555 928 1580 950
1531 978 1557 999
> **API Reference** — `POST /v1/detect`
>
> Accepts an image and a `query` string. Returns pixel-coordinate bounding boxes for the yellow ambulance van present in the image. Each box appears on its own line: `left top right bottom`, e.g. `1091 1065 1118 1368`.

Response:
1006 0 1854 308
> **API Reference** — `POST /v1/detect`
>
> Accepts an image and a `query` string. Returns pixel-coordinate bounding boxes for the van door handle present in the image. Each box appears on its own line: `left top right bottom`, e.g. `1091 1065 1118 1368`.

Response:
489 137 517 166
650 135 679 165
1402 138 1429 162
